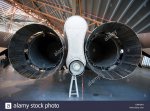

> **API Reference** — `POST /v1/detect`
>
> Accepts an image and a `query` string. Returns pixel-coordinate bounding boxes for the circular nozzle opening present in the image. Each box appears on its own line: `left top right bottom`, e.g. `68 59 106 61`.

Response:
28 33 63 70
8 24 65 79
85 22 141 80
88 34 119 68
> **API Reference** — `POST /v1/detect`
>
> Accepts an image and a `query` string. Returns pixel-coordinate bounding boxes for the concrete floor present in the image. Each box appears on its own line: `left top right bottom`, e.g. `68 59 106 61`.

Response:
0 65 150 101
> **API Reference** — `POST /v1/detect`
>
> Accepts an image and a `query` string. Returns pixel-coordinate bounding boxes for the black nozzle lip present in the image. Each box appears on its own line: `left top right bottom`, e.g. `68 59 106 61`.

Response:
85 22 142 80
8 24 65 79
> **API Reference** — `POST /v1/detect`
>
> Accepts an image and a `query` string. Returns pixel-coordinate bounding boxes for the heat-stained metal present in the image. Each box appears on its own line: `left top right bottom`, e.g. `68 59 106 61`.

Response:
0 31 13 48
8 24 66 79
138 33 150 48
85 22 142 80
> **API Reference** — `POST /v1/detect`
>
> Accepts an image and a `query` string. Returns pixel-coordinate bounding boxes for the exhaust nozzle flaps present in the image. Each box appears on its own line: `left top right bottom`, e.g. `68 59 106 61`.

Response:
85 22 142 80
8 24 65 79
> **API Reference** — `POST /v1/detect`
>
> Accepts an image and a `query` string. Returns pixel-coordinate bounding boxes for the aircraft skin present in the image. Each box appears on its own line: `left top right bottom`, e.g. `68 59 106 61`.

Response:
0 16 149 80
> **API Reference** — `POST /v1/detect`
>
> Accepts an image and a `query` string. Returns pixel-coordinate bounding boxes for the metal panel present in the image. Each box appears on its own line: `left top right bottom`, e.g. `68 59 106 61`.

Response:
142 56 150 67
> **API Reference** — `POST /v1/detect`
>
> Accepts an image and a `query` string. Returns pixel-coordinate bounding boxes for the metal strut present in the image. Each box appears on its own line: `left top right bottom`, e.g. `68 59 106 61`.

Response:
69 75 79 98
